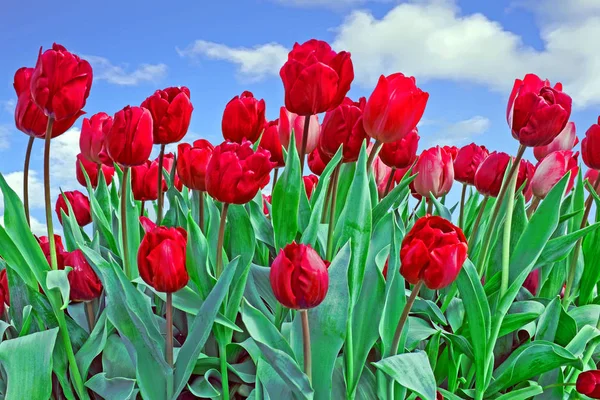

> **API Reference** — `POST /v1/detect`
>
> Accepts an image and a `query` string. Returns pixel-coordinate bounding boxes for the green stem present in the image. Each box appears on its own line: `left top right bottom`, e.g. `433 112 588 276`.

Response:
156 144 166 223
389 280 423 356
216 203 229 278
199 190 205 234
408 199 422 222
345 314 355 400
426 199 434 215
326 166 340 261
23 136 35 226
459 183 467 228
85 301 95 332
219 340 230 400
321 174 334 224
383 167 397 198
500 169 518 297
55 304 87 398
121 167 131 278
299 116 311 172
300 310 312 384
43 118 58 271
166 292 173 367
273 167 279 188
366 140 382 173
468 196 489 247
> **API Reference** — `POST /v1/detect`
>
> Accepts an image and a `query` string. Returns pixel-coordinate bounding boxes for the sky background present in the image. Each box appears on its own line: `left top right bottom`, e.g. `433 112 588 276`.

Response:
0 0 599 234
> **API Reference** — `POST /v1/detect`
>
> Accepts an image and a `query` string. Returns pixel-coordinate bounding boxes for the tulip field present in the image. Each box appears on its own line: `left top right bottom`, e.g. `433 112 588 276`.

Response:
2 39 600 400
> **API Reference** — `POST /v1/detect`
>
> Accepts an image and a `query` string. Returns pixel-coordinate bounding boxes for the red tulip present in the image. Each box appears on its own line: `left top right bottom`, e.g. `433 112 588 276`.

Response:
577 370 600 398
55 190 92 227
63 250 103 302
585 169 600 194
38 235 66 269
30 43 92 121
475 152 531 198
141 86 193 144
80 112 113 165
279 107 320 155
372 152 392 197
105 106 153 167
155 152 182 191
280 39 353 116
523 269 539 296
400 216 467 290
379 128 419 169
454 144 489 186
0 269 9 308
222 91 266 143
303 174 319 199
138 223 188 293
269 242 329 309
412 147 454 198
131 161 154 201
260 120 285 167
531 150 578 199
318 97 369 163
363 73 429 143
308 147 328 176
76 153 114 189
206 140 276 204
533 122 577 161
177 139 214 191
582 117 600 170
442 146 458 161
263 194 272 216
507 74 572 147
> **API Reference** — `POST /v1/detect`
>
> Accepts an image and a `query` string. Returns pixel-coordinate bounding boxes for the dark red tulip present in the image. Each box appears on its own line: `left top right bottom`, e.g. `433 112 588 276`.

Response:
523 269 539 295
269 242 329 309
263 194 272 216
582 117 600 170
279 107 320 155
55 190 92 227
131 161 154 201
442 145 458 161
0 269 9 308
507 74 572 147
76 153 114 189
38 235 66 269
379 128 419 169
177 139 214 191
533 122 577 161
280 39 353 116
585 169 600 194
63 250 103 302
318 97 369 163
531 150 578 199
475 152 531 198
454 143 489 186
138 223 188 293
303 174 319 199
104 106 153 167
222 91 266 143
577 370 600 398
206 140 276 204
413 147 454 198
400 216 467 290
30 43 92 121
141 86 193 144
260 120 285 167
363 73 429 143
308 147 328 176
80 112 113 165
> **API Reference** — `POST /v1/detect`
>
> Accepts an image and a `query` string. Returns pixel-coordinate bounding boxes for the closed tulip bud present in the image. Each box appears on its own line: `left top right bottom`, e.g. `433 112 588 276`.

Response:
55 191 92 227
0 269 8 310
577 370 600 398
141 86 193 144
363 73 429 143
131 161 154 201
372 153 391 197
533 122 577 161
507 74 572 147
523 269 540 296
319 97 369 163
475 152 531 198
307 147 328 176
105 106 153 167
413 147 454 198
206 140 276 204
80 112 113 165
582 117 600 170
454 143 489 186
303 174 319 199
63 250 103 302
531 150 578 199
269 242 329 309
260 120 285 167
280 39 353 116
30 43 93 121
177 139 214 191
400 216 468 290
585 169 600 194
379 128 419 169
138 223 188 293
443 145 458 161
76 153 114 189
222 91 266 143
279 107 320 155
38 235 66 269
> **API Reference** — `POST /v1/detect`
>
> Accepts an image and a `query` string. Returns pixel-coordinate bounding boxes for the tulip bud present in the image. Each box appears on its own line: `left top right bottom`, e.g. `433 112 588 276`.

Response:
105 106 153 167
131 161 154 201
138 224 188 293
307 147 328 176
454 143 489 186
263 194 272 216
222 91 266 143
400 216 468 290
412 147 454 198
531 150 578 199
152 153 182 192
363 73 429 143
280 39 353 116
279 107 320 155
379 129 419 169
259 120 285 168
55 191 92 227
533 122 577 161
206 140 276 204
80 112 113 165
30 43 92 121
318 97 369 163
523 269 539 296
582 117 600 170
507 74 572 147
0 269 10 308
177 139 214 191
76 153 114 189
269 242 329 309
38 235 66 269
474 152 531 198
372 152 391 197
577 370 600 398
141 86 193 144
63 250 103 302
443 146 458 161
303 175 319 200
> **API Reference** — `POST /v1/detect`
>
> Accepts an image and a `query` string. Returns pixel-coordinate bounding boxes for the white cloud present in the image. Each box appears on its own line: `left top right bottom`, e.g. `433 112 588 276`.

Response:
0 170 45 212
177 40 288 82
47 127 80 191
84 55 167 86
2 99 15 113
0 215 48 236
0 126 11 151
424 116 491 147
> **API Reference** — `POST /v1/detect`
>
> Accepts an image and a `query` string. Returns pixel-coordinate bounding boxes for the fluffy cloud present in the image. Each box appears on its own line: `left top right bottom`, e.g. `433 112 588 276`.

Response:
0 214 48 236
0 170 45 212
0 126 11 151
84 55 167 86
48 127 81 190
422 116 491 147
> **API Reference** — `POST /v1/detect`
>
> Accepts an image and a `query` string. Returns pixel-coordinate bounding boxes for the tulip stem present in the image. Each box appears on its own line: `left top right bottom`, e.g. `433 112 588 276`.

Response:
156 144 166 223
426 199 434 215
468 196 489 248
563 174 600 307
140 201 145 218
121 167 131 278
366 140 382 173
219 340 230 400
300 116 311 172
216 203 229 278
43 117 58 271
23 136 35 226
500 168 518 297
527 196 541 218
273 167 279 188
408 199 422 222
390 280 423 356
459 183 467 228
383 167 396 198
321 174 334 224
300 309 312 383
326 165 340 261
85 301 95 332
199 190 205 234
166 292 173 367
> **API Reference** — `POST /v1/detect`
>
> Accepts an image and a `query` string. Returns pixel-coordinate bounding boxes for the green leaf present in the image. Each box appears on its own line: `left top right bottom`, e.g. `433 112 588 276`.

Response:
85 373 136 400
186 212 213 300
120 168 141 278
241 300 295 359
247 197 275 248
535 297 561 342
188 369 221 398
499 301 544 338
581 222 600 304
536 222 600 269
373 351 437 400
429 193 452 221
103 334 136 379
76 311 109 378
372 172 415 227
46 267 72 310
495 383 543 400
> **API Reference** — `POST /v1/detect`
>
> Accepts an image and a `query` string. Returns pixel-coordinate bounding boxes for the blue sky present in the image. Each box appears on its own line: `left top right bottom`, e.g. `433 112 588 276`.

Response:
0 0 598 232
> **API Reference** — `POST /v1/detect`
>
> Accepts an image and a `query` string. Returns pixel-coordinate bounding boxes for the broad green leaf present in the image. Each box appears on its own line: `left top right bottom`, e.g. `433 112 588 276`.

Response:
188 369 221 398
46 267 72 310
372 172 415 227
496 384 543 400
581 221 600 304
373 351 436 400
241 300 295 359
535 297 561 342
103 334 136 379
499 301 544 338
186 213 214 300
85 373 136 400
76 311 109 378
